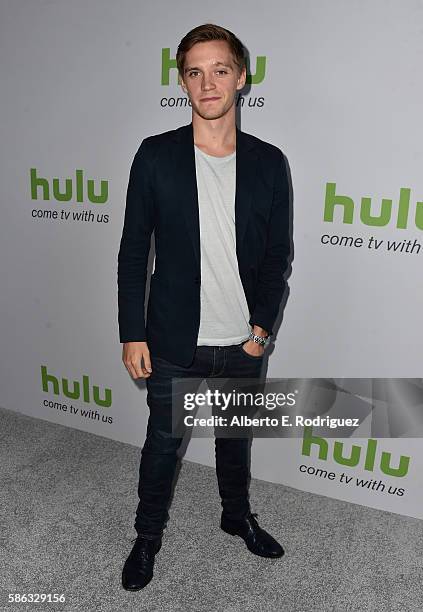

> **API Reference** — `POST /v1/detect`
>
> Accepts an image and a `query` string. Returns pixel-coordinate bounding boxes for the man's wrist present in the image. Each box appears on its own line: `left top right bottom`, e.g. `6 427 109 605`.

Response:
251 325 268 338
248 330 268 346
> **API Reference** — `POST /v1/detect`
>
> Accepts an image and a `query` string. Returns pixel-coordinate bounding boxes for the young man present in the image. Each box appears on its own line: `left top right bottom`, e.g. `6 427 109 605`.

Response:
118 23 292 591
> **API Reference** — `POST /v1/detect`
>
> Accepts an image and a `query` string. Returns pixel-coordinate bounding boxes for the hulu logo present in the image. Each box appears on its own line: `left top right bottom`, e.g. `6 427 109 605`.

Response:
301 427 410 477
324 182 423 229
41 365 112 407
30 168 108 204
161 48 266 85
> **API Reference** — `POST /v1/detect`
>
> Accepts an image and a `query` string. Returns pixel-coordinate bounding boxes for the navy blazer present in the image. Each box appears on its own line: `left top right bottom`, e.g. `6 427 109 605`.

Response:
117 121 291 367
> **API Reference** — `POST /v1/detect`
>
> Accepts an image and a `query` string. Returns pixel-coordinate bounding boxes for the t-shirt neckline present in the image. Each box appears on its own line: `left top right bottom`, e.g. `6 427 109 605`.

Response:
194 144 236 162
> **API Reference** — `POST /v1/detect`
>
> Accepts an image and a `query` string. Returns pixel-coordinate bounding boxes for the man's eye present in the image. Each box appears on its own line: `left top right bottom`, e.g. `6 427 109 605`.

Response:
217 70 228 75
189 71 199 77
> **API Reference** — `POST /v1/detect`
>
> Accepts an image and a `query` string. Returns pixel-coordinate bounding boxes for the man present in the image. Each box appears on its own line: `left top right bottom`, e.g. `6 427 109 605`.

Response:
118 23 292 591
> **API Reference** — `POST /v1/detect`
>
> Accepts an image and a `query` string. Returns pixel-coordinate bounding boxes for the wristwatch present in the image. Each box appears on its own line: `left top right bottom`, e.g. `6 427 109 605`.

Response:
248 330 269 347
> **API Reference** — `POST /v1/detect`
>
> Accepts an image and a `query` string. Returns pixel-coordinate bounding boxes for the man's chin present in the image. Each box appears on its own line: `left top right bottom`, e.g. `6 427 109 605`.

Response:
194 108 229 121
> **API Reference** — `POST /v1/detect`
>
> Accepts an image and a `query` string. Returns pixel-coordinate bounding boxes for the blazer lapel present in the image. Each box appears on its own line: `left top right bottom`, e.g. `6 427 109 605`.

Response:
234 127 258 255
173 121 258 267
173 123 200 266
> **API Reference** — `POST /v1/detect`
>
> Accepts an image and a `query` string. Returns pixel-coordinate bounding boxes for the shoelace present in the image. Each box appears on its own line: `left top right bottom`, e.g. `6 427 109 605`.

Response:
130 535 160 557
130 538 155 565
247 513 264 536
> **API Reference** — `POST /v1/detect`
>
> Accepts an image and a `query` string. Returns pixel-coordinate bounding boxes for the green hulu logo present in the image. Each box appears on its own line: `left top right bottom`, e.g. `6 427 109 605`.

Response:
30 168 108 203
41 365 112 407
324 182 423 229
161 48 267 85
301 427 410 477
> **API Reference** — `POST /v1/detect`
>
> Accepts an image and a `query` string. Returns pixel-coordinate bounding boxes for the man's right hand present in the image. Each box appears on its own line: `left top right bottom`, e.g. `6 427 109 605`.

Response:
122 341 152 379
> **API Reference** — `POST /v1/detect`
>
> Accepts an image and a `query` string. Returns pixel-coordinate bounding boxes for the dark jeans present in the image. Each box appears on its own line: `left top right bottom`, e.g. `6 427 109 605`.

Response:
134 342 264 539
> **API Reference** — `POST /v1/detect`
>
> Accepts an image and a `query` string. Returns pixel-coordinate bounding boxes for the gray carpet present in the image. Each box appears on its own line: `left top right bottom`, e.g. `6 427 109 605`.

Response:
1 405 422 612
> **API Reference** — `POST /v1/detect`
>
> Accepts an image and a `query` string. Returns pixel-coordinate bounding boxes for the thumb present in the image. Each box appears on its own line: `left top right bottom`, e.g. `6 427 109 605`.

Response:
143 351 152 373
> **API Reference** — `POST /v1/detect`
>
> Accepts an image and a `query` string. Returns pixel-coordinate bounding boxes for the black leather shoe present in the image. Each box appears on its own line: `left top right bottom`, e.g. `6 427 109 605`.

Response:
121 535 162 591
221 512 284 558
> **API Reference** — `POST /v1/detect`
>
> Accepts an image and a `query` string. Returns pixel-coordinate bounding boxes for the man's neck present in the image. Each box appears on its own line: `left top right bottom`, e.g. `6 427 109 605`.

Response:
192 113 236 157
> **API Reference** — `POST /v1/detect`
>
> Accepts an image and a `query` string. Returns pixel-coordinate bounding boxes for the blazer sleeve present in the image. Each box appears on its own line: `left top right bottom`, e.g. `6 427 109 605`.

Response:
249 149 291 336
117 138 155 343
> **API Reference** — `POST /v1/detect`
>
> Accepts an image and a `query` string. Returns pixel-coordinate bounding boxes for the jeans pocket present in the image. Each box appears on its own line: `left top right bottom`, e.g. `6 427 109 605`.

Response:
238 342 264 360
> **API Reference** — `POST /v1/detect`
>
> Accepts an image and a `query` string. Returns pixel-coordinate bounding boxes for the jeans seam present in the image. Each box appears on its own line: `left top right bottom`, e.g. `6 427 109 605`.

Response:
210 347 216 376
213 347 227 377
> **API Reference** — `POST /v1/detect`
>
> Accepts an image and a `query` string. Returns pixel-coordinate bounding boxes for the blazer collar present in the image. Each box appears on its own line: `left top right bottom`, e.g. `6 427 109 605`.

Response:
172 121 258 268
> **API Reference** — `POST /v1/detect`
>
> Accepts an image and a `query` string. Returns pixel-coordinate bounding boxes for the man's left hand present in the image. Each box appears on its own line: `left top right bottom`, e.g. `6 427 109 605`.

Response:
242 339 265 357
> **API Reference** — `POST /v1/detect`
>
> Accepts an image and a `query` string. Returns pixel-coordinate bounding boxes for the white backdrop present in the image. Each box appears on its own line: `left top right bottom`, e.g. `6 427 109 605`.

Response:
1 0 422 520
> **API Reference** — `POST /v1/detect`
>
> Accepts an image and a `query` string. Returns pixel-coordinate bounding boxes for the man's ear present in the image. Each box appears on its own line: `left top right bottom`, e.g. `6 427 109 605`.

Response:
236 66 247 91
179 74 187 93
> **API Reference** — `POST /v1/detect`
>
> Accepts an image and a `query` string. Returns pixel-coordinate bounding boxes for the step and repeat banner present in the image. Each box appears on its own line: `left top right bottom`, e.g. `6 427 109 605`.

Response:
1 1 422 520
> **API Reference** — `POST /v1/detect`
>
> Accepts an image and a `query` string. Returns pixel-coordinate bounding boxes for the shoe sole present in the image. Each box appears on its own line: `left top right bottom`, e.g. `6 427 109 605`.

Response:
122 575 153 591
221 524 285 558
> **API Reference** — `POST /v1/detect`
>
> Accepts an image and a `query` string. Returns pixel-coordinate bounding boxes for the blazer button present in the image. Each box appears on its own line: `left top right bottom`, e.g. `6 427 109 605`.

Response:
194 276 200 285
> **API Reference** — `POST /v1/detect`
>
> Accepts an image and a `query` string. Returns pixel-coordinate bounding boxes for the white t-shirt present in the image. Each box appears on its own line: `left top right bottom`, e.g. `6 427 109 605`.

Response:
194 144 251 346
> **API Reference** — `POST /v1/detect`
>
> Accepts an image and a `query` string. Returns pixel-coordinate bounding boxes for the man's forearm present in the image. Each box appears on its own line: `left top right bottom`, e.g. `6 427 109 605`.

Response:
117 139 155 343
248 150 290 336
252 324 268 337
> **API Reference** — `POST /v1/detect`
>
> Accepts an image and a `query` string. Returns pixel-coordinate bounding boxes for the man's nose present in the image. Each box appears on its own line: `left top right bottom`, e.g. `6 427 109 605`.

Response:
201 74 216 90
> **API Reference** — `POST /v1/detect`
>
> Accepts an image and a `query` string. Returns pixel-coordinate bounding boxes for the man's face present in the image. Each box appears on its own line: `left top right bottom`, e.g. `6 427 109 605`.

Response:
180 40 246 121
